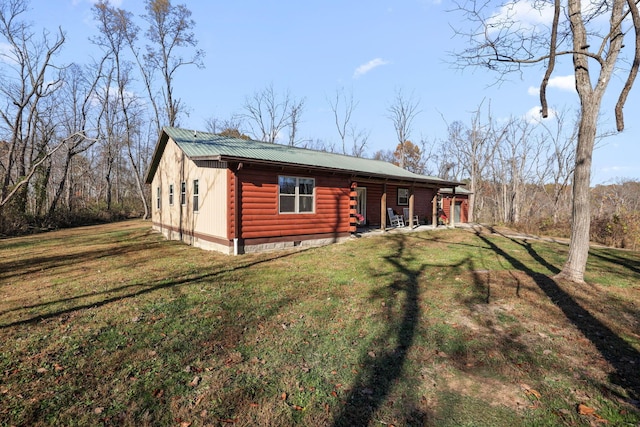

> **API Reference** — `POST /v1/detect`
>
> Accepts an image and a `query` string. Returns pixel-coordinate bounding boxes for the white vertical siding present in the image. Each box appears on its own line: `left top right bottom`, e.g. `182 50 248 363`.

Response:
151 138 228 242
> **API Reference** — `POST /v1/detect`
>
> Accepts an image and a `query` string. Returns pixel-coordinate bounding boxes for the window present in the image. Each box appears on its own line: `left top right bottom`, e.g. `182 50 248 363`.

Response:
397 188 409 206
180 181 186 205
169 184 174 206
156 186 161 209
279 176 315 213
193 179 199 212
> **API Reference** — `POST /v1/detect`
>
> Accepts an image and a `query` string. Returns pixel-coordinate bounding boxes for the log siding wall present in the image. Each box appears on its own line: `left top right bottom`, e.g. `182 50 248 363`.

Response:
442 195 469 223
237 167 352 239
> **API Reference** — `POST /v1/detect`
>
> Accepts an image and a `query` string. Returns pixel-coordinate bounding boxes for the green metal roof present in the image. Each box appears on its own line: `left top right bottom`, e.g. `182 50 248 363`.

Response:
145 127 462 188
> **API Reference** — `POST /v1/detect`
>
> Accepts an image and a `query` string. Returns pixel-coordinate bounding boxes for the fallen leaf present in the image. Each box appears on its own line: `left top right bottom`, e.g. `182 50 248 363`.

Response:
281 392 287 401
291 405 304 410
526 388 541 399
593 413 609 423
520 383 541 399
36 367 48 374
180 422 192 427
93 407 104 415
578 403 596 415
193 395 204 407
188 376 201 387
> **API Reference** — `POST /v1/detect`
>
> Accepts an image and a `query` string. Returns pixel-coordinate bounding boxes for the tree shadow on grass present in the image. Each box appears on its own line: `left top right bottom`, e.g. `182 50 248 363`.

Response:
589 248 640 277
0 248 312 329
331 234 434 426
474 231 640 407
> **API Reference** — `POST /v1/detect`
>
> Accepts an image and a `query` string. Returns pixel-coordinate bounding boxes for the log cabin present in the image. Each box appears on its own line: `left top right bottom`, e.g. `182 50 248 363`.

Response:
145 127 468 254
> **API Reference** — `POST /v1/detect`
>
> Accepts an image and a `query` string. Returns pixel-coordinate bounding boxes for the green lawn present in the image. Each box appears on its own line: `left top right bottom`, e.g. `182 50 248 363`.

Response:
0 220 638 426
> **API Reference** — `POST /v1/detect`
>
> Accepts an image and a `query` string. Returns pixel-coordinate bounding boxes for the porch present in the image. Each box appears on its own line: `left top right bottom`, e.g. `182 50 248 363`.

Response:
351 222 464 239
350 181 462 233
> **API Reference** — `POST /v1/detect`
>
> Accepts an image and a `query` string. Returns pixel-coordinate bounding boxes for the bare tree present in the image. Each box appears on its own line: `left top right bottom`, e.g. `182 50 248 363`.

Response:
242 84 304 144
47 64 101 218
492 117 545 223
287 97 306 146
387 89 420 169
328 88 369 157
536 109 578 225
443 101 502 223
0 0 65 219
143 0 204 129
452 0 640 283
204 115 245 135
348 126 370 158
93 1 150 218
328 88 354 155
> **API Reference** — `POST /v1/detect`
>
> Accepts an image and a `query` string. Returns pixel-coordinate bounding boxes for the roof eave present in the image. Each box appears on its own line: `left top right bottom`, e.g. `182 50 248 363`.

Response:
144 129 169 184
218 155 462 187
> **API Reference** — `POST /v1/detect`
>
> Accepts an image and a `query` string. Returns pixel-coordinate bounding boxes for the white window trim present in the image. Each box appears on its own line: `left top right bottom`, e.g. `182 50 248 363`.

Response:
193 179 199 213
397 188 409 206
180 181 186 206
278 176 315 214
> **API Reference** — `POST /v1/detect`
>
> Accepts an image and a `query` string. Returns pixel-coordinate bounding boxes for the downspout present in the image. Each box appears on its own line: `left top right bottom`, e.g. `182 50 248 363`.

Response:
381 182 387 230
233 163 243 255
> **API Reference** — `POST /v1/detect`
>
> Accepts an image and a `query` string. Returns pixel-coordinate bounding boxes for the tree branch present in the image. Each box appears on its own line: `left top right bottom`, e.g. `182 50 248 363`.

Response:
615 0 640 131
0 131 97 207
541 0 561 119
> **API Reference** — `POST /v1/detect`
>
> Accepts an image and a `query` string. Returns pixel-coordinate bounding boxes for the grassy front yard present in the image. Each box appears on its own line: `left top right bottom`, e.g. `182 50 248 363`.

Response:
0 220 638 426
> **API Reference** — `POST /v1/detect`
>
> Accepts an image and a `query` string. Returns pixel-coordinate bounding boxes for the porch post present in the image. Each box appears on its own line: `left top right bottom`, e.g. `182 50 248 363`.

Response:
432 191 438 227
349 181 358 233
408 186 415 228
381 183 387 230
450 187 456 227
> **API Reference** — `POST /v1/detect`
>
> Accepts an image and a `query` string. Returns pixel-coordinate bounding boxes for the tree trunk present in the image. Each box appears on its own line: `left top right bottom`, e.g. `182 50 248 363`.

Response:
125 142 150 219
48 150 73 218
555 102 598 283
554 0 623 283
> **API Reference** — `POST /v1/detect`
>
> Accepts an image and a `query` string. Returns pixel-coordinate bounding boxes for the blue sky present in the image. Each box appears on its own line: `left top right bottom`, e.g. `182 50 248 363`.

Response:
32 0 640 184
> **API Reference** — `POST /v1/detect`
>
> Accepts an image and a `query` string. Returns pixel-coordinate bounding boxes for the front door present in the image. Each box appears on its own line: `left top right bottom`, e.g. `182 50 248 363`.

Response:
454 201 462 223
356 187 367 223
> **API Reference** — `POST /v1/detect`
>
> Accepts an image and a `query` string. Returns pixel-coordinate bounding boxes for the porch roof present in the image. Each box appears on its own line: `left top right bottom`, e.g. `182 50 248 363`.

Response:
146 127 462 188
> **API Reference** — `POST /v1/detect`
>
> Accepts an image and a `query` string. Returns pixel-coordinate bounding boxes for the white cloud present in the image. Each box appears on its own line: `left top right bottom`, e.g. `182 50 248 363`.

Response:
488 1 555 34
353 58 389 79
528 75 575 96
524 105 556 123
548 75 575 91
